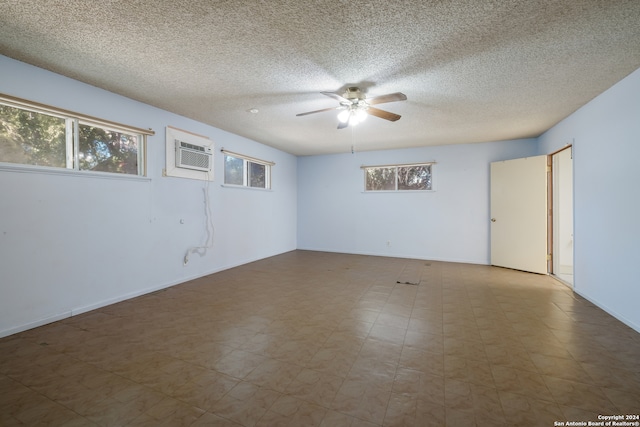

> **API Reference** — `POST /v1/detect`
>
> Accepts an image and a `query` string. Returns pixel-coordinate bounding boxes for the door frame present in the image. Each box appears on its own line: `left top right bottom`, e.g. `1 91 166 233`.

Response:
547 145 574 287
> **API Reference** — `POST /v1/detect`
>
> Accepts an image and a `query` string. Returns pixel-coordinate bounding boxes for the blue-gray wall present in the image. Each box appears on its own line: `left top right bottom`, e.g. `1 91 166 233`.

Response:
2 54 639 335
538 67 640 332
0 56 298 337
297 140 538 263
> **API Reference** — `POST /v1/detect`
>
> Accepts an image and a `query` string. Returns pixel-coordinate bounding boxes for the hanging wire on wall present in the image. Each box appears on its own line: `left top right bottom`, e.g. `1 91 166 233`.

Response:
183 171 215 265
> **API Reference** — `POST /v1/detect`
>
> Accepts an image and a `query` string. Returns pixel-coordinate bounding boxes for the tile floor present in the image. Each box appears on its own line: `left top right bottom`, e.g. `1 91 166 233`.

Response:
1 250 639 426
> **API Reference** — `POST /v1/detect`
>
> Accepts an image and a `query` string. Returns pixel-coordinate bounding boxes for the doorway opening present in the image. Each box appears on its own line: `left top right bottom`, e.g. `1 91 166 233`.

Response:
550 146 574 287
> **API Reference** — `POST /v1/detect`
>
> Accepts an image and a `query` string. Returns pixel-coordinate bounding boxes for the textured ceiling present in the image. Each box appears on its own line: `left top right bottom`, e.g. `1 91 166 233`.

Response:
1 1 639 156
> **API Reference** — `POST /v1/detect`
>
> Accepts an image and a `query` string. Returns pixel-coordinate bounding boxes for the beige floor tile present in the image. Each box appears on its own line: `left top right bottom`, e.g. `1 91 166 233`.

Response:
145 396 206 426
286 368 344 407
331 386 391 425
542 375 619 414
500 390 564 423
189 411 244 426
383 392 417 426
210 382 281 426
602 386 640 413
213 349 268 379
257 395 326 426
320 409 379 426
244 358 303 392
399 347 444 377
170 372 237 410
306 347 359 377
1 251 639 426
83 396 147 426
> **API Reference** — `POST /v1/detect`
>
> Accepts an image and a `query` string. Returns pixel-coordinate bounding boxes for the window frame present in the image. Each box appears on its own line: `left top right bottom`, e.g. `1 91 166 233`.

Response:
0 93 153 177
362 162 434 192
222 149 274 190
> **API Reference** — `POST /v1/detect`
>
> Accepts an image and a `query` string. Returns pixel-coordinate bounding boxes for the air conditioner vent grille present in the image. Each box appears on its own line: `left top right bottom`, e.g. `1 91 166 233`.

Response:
179 141 206 152
175 139 212 172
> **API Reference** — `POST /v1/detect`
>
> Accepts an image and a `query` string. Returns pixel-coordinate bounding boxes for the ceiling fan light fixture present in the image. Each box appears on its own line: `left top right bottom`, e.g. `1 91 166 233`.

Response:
337 109 350 123
355 109 367 122
348 113 361 126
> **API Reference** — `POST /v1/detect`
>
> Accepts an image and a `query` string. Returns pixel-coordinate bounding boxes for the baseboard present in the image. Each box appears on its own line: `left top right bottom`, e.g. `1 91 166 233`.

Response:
296 246 487 265
573 288 640 334
72 250 297 317
0 311 72 338
0 248 296 339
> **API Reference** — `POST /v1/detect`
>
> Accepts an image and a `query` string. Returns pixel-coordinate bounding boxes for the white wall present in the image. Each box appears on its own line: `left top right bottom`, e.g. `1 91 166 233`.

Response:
297 139 538 264
538 67 640 332
3 53 639 338
0 56 298 337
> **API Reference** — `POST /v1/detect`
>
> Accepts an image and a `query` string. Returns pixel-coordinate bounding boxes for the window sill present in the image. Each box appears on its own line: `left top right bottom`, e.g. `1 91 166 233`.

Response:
362 189 435 193
221 184 272 192
0 162 151 182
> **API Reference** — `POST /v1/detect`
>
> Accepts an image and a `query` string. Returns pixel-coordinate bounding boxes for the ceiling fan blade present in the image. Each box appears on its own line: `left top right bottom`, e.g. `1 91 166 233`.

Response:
367 107 401 121
367 92 407 105
321 91 350 103
296 106 340 117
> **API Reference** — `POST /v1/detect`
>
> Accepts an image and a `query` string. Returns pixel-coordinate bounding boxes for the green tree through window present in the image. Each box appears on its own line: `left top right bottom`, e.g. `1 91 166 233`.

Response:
364 163 433 191
1 95 149 175
223 152 271 189
79 124 139 174
0 105 66 167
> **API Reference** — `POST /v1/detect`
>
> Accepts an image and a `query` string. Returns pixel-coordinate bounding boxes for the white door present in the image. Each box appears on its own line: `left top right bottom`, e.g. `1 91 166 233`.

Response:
490 155 548 274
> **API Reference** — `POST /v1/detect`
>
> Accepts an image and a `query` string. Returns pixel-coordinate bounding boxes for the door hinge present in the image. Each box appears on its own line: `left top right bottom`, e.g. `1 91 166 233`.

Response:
547 254 552 261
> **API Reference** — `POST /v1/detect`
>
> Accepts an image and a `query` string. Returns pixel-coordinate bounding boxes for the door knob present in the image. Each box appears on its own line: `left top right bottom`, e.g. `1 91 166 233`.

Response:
491 218 496 222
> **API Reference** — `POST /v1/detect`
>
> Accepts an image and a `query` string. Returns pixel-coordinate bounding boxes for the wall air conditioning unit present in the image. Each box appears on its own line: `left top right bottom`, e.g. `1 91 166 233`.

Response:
175 139 212 172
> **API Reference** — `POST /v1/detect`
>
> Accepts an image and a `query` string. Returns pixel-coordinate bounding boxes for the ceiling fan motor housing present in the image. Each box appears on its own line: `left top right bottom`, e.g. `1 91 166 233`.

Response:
344 87 365 100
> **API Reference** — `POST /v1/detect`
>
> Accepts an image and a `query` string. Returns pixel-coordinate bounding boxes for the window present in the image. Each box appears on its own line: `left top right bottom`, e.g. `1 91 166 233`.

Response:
0 94 152 176
223 150 273 189
363 162 433 191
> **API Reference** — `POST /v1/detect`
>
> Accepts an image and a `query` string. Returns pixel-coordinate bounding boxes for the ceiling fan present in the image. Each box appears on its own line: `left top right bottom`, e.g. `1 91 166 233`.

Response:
296 87 407 129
